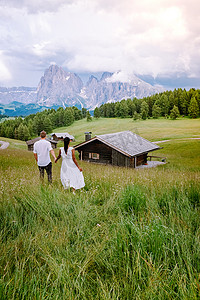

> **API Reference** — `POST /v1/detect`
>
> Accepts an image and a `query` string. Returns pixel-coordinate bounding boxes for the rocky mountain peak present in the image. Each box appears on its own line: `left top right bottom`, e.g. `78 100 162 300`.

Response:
35 66 163 108
100 72 113 81
36 65 83 106
0 65 164 110
87 75 98 85
46 64 60 74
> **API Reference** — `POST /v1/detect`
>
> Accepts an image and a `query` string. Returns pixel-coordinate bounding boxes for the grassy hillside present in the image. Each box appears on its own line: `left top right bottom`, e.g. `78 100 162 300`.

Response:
0 118 200 299
55 117 200 144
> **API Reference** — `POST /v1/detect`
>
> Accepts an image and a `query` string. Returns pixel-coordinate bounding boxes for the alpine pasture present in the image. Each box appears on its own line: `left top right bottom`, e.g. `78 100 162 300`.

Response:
0 117 200 299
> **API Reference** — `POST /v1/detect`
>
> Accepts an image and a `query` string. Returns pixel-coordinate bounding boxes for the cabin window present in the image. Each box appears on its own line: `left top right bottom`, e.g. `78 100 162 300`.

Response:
89 153 99 159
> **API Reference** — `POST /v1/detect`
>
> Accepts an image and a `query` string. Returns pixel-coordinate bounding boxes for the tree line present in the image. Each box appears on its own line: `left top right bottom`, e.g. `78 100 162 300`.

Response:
1 88 200 141
0 106 87 141
94 88 200 120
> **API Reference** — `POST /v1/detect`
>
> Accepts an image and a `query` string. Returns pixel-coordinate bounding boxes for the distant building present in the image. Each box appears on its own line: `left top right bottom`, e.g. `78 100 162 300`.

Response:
26 137 58 151
51 132 74 141
74 131 161 168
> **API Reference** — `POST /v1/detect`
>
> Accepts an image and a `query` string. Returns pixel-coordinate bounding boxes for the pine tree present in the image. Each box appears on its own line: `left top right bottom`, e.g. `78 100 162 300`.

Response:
86 111 92 121
170 105 180 120
50 111 58 128
27 119 34 137
114 102 121 117
119 101 129 118
141 101 149 120
72 107 82 120
194 90 200 112
32 115 44 135
5 126 14 139
168 91 175 110
108 103 115 117
14 128 18 140
0 123 6 137
23 125 30 141
65 108 75 126
82 108 87 118
133 111 140 121
43 116 52 133
188 97 199 118
94 107 101 118
17 124 25 140
57 108 65 127
179 89 188 115
152 104 161 119
126 99 136 117
105 104 112 117
157 94 169 116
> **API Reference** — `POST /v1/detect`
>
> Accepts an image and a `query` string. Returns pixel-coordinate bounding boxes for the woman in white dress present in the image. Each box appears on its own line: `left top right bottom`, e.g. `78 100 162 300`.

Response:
55 137 85 191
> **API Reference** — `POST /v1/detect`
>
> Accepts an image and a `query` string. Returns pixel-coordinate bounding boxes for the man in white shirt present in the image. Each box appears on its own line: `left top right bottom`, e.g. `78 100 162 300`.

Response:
33 131 56 183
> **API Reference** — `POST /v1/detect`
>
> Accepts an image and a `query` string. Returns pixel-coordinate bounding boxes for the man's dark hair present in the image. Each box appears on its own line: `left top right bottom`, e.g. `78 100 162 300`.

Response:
40 131 47 138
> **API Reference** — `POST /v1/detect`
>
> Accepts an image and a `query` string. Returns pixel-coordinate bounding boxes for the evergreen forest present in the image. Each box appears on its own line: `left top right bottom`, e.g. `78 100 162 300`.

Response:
0 107 87 141
0 88 200 141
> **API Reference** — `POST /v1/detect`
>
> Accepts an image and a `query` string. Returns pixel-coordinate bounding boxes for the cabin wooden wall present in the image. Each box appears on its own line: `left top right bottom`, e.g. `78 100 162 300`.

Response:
77 140 112 164
76 140 148 168
111 149 134 168
76 140 136 167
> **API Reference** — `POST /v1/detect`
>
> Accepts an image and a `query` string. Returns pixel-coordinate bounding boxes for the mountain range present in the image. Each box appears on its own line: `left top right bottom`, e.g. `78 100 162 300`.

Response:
0 65 163 115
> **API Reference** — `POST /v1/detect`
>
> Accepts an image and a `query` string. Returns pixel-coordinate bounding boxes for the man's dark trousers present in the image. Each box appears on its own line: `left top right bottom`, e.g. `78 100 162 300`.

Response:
38 162 52 183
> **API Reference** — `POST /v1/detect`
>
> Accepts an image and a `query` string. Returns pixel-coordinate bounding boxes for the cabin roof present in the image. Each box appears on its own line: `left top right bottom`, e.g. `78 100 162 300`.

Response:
26 137 58 145
51 132 74 140
74 131 161 157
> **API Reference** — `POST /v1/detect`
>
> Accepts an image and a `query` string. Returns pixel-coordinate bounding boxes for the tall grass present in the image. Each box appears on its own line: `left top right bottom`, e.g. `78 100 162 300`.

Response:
0 120 200 299
0 176 199 299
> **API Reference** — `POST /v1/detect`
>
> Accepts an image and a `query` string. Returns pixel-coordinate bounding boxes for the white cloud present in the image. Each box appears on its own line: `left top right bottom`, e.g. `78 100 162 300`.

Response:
0 0 200 86
0 0 73 13
0 53 12 82
105 71 135 83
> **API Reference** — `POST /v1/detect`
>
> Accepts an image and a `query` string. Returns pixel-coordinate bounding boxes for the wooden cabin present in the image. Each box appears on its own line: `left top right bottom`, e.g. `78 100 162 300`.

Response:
51 132 74 141
26 137 58 151
74 131 161 168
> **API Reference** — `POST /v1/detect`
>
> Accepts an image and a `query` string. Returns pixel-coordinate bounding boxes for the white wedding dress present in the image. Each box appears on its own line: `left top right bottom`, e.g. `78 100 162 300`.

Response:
60 147 85 190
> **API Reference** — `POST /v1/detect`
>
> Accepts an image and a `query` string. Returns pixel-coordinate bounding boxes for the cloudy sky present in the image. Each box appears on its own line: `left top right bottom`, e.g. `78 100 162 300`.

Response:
0 0 200 88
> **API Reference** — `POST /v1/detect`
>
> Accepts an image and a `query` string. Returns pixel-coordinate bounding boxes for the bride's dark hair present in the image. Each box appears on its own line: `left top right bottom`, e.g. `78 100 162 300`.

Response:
64 137 70 154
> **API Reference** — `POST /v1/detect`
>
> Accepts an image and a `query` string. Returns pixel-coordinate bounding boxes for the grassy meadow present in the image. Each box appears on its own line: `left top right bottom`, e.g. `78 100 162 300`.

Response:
58 117 200 142
0 117 200 299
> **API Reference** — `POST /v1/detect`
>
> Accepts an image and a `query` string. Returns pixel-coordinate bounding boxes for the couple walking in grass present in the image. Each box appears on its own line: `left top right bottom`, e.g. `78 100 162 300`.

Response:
33 131 85 192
